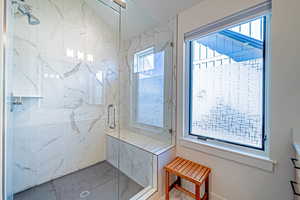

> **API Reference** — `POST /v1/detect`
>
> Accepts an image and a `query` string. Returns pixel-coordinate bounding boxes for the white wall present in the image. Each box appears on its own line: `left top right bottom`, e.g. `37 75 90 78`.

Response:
176 0 300 199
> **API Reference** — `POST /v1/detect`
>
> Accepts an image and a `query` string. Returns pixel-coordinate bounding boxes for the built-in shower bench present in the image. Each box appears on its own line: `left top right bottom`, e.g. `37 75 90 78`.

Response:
106 130 176 200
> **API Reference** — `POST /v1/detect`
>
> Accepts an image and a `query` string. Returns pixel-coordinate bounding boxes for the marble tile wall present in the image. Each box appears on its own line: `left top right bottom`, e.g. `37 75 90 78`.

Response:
106 135 154 188
10 0 120 193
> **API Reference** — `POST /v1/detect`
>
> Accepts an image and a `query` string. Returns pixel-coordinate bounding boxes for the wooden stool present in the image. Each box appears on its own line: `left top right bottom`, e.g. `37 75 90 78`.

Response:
164 157 211 200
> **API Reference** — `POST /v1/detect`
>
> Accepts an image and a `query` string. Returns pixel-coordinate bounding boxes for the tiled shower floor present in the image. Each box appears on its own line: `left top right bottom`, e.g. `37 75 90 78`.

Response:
14 161 144 200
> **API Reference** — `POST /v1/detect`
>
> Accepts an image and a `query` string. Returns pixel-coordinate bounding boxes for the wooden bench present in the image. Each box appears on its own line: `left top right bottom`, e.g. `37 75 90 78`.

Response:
164 157 211 200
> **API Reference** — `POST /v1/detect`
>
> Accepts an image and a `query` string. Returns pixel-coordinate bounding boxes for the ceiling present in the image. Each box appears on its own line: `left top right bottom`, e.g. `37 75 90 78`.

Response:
128 0 202 24
87 0 204 40
123 0 203 39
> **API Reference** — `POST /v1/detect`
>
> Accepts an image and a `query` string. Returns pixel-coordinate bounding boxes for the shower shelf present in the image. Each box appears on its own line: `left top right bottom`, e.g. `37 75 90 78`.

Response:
10 95 43 109
12 95 43 99
11 95 43 106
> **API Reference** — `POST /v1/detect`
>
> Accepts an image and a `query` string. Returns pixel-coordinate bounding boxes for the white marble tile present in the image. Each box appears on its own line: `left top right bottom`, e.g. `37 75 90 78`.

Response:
106 135 153 188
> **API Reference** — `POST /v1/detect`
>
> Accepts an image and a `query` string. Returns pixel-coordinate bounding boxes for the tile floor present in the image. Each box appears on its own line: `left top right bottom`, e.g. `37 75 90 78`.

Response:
14 161 144 200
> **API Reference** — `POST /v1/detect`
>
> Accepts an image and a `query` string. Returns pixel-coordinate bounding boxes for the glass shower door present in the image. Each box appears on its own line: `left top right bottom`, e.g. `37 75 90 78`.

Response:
3 0 124 200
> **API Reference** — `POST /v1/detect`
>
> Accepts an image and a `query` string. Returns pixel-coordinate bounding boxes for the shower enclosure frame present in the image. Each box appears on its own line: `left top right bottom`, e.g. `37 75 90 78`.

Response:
0 0 129 199
1 0 8 199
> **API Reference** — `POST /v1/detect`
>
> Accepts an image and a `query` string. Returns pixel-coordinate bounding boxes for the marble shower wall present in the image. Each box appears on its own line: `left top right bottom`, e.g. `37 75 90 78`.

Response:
11 0 120 193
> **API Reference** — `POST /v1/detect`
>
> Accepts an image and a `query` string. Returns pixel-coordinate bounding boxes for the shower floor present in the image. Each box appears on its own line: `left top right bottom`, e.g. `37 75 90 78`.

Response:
14 161 144 200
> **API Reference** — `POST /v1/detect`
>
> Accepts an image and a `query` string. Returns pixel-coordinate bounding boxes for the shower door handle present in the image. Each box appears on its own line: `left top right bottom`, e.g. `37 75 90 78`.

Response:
107 104 116 129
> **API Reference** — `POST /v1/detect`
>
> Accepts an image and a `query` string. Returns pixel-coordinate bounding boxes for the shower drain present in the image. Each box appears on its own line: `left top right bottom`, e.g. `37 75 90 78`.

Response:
80 190 91 198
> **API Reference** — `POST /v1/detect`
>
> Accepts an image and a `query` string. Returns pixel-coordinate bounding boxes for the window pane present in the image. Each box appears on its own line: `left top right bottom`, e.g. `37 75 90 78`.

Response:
240 22 250 36
200 44 207 59
251 18 263 40
190 17 265 149
134 49 164 127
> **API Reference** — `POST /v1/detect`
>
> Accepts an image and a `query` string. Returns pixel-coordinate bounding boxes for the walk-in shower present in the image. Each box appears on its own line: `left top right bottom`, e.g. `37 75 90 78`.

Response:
2 0 175 199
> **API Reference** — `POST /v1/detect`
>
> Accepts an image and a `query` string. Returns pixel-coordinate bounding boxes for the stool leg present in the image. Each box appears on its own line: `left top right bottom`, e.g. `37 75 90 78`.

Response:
177 176 182 186
195 184 201 200
205 177 209 200
165 171 170 200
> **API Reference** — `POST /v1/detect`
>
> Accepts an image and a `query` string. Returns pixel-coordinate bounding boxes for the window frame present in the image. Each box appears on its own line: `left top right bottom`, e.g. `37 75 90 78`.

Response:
186 15 270 151
130 46 170 135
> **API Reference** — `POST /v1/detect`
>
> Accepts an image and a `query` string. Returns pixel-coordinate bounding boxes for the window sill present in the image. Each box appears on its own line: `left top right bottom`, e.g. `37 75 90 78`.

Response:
179 136 276 172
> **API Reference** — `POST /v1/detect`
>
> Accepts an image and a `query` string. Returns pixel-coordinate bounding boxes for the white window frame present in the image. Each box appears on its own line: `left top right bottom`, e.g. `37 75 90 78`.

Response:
187 16 267 151
180 3 275 171
130 46 172 135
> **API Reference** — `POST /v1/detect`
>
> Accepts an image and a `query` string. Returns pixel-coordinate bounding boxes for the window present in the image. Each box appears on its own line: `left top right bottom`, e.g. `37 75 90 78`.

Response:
131 47 166 130
188 16 268 150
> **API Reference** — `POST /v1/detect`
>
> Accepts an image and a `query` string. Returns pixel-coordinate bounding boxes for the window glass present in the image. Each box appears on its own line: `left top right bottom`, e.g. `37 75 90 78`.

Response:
133 48 165 128
189 16 266 149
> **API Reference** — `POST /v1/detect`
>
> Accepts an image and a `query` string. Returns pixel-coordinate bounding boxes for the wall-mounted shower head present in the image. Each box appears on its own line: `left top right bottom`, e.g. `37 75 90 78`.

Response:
12 0 40 25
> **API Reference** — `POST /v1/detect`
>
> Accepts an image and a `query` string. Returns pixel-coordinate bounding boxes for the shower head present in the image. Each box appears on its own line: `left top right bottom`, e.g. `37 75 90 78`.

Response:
12 0 40 25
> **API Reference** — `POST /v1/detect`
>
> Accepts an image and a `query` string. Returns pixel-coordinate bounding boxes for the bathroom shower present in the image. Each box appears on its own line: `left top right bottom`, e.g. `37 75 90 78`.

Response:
2 0 175 199
12 0 40 25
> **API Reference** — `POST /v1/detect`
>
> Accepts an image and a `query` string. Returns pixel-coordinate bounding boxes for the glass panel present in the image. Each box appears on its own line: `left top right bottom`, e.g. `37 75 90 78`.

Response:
3 2 15 199
117 0 175 198
4 0 123 200
3 0 175 199
190 16 266 149
251 18 263 40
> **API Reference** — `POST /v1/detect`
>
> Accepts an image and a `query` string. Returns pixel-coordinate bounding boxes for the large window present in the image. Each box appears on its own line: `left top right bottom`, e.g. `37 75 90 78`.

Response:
188 16 268 150
132 47 165 129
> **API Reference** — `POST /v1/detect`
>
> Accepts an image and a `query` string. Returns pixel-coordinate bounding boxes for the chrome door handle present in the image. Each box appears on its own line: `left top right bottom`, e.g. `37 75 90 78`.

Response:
107 104 116 129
